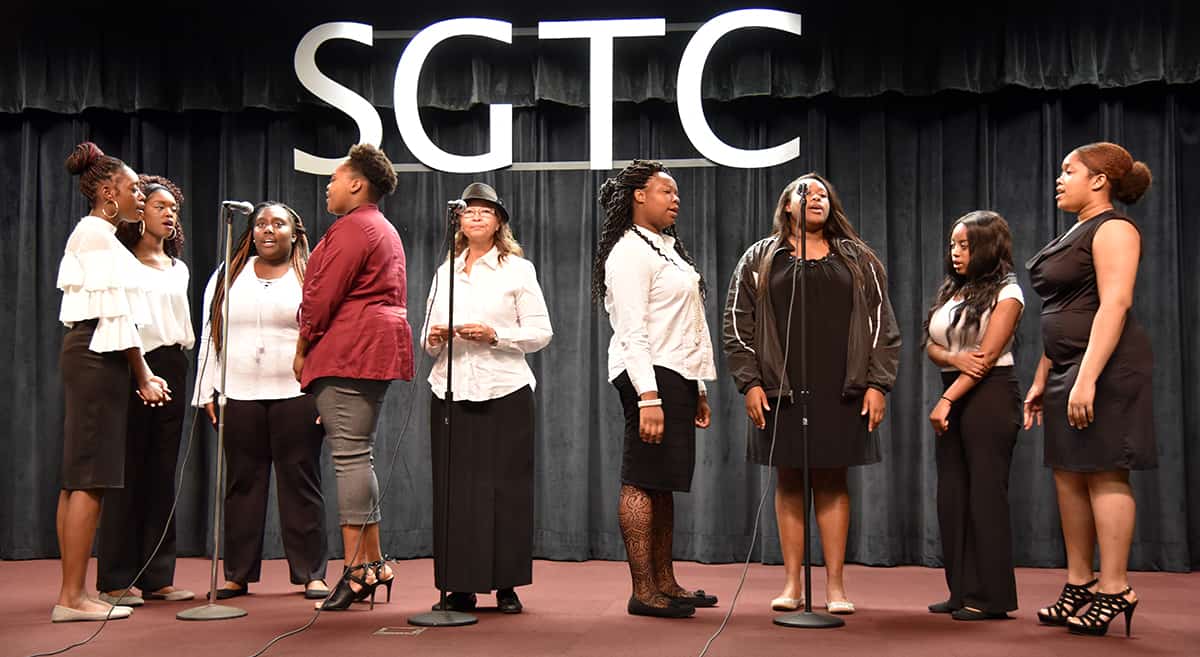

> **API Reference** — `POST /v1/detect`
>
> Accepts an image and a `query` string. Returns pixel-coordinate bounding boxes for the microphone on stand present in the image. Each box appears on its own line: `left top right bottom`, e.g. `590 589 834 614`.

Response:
447 199 467 212
221 200 255 215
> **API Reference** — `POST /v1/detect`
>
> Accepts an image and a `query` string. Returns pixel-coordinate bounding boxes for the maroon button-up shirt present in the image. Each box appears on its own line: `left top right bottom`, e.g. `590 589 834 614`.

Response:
299 203 414 390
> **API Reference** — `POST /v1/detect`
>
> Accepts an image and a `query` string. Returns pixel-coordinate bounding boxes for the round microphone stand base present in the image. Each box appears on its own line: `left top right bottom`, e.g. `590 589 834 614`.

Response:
773 610 845 628
176 603 248 621
407 610 478 627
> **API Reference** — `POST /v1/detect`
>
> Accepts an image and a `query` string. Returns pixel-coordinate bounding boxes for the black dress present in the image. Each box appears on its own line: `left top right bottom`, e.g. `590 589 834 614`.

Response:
748 251 877 468
1026 211 1156 471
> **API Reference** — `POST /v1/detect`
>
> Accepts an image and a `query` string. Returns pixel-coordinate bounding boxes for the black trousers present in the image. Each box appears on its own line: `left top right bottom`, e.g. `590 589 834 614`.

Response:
96 346 188 592
936 367 1020 613
431 386 535 593
222 395 327 585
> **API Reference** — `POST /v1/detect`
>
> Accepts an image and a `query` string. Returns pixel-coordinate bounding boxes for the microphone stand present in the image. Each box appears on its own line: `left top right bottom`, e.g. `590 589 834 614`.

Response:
178 205 248 620
774 187 843 629
409 203 477 627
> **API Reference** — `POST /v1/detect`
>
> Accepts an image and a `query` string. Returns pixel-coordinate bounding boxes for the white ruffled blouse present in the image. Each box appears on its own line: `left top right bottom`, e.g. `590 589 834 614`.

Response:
56 216 152 353
137 259 195 353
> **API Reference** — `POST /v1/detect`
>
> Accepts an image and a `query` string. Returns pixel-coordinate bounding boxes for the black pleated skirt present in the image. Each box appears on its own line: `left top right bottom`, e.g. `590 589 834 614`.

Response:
60 320 131 490
613 366 699 493
430 385 535 593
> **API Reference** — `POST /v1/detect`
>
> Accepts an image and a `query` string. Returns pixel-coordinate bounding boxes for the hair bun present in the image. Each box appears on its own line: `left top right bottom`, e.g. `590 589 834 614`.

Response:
1116 160 1153 204
65 142 104 176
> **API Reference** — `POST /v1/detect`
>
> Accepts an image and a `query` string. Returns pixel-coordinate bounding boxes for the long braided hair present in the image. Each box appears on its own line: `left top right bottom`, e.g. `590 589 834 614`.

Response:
923 210 1016 347
208 202 310 354
591 160 706 304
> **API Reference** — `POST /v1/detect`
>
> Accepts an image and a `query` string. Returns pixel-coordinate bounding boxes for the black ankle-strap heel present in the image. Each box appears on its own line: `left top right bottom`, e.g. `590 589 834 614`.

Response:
1068 587 1138 637
1037 579 1097 626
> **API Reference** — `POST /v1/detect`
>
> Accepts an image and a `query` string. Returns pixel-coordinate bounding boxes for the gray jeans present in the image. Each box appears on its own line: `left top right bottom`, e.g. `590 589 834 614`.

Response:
312 377 391 526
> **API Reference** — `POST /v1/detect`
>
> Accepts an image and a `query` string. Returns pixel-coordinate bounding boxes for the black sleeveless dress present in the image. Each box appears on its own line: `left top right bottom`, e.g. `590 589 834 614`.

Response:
1026 211 1156 471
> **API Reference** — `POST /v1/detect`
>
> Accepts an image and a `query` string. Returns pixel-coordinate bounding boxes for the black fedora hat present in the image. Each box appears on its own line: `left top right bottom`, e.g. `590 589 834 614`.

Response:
460 182 509 223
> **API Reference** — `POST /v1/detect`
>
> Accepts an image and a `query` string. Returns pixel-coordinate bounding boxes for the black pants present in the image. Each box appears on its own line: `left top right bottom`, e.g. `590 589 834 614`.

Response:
936 367 1020 613
96 346 188 592
222 395 327 585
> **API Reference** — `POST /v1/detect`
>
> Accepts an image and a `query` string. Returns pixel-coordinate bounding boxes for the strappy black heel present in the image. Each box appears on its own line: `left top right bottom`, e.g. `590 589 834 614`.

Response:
1037 579 1097 625
317 563 378 611
372 559 395 604
1068 587 1138 637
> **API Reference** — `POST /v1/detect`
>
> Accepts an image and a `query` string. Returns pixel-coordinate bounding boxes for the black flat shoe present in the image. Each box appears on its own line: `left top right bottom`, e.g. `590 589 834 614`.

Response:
667 589 717 608
207 584 248 601
496 588 523 614
952 607 1011 621
431 592 477 612
928 600 957 614
627 595 695 618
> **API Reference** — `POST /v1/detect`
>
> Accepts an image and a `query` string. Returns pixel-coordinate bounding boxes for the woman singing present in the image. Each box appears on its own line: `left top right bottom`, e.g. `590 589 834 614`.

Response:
296 143 413 610
54 142 168 622
722 174 900 615
193 203 329 601
97 175 196 606
593 160 716 619
1025 142 1155 637
421 182 552 614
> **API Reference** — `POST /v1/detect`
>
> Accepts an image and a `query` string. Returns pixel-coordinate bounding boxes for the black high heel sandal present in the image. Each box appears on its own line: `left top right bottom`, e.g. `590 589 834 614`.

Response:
1037 579 1097 625
317 563 379 611
1068 587 1138 637
371 559 394 604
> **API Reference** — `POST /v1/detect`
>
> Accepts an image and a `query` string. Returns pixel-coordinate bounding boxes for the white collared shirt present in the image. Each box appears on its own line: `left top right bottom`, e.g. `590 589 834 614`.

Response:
422 247 553 401
604 225 716 395
192 257 305 404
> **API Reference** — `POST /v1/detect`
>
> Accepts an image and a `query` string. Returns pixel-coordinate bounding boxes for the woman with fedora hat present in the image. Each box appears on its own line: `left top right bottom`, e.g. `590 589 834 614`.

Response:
421 182 553 614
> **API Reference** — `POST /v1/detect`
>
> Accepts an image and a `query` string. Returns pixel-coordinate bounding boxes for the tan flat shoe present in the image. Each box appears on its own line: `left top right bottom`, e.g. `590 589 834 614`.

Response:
771 596 804 611
52 604 132 622
826 600 856 615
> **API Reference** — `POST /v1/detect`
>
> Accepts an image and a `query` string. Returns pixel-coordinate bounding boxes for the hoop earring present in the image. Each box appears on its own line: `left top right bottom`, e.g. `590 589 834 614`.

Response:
138 221 145 237
166 226 177 241
101 199 118 219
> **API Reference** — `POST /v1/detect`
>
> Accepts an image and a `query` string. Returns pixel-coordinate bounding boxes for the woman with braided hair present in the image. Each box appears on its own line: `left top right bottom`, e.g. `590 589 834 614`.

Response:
722 174 900 615
96 175 196 606
593 160 716 618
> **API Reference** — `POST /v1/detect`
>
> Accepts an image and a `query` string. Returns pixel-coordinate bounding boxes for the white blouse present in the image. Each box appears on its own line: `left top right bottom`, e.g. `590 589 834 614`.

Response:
421 247 553 402
137 259 195 353
192 257 305 404
604 225 716 395
927 282 1024 372
57 216 152 352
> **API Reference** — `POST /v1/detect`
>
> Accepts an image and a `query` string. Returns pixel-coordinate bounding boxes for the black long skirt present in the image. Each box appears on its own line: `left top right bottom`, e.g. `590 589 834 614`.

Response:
613 366 699 492
60 320 131 490
430 386 535 593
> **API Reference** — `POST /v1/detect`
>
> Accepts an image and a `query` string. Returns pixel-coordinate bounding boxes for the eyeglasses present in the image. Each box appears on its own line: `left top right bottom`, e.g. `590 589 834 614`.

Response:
461 207 497 218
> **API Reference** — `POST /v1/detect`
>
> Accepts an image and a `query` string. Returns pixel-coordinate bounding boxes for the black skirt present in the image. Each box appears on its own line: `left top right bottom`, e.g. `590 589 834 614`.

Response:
430 385 535 593
60 320 131 490
613 366 699 492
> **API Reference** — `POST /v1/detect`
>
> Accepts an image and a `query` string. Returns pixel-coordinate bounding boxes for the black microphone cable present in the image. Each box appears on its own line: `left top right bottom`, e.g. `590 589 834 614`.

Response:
697 238 804 657
28 312 216 657
243 214 458 657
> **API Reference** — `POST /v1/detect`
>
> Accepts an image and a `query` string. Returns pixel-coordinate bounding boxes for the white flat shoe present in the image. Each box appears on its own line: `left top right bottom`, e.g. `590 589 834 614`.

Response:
771 596 805 611
98 591 144 606
826 600 856 615
51 604 133 622
145 588 195 601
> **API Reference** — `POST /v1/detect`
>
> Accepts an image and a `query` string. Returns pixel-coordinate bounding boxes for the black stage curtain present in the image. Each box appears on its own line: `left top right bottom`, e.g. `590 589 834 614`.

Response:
3 2 1199 113
3 84 1198 571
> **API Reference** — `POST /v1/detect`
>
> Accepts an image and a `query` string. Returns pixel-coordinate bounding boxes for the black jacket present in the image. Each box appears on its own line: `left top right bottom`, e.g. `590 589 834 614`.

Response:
721 235 901 400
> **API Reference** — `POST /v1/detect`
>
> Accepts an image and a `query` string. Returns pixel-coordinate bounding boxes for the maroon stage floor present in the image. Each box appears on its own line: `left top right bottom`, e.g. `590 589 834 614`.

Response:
3 558 1196 657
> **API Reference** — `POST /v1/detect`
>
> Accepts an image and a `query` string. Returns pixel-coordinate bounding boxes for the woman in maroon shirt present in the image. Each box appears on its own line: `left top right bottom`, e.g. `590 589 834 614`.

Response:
294 144 413 610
